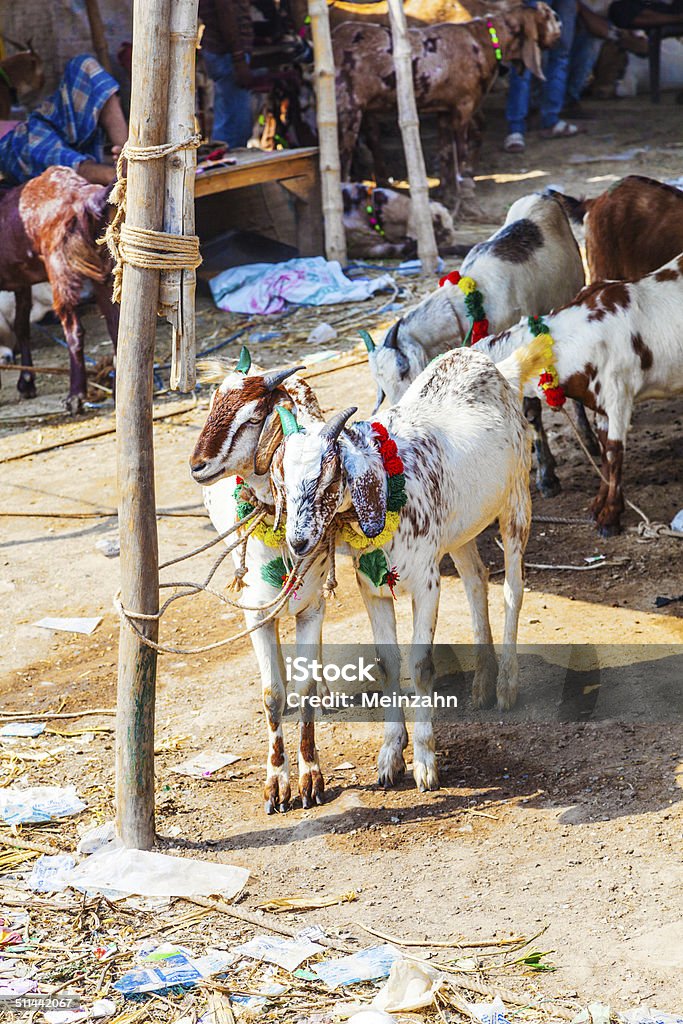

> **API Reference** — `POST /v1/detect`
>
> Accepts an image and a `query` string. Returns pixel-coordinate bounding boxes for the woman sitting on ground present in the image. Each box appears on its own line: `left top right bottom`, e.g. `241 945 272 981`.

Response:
0 53 127 186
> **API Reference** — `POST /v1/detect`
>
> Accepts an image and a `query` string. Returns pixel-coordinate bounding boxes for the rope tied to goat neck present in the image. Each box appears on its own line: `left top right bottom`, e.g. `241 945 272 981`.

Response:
104 133 203 305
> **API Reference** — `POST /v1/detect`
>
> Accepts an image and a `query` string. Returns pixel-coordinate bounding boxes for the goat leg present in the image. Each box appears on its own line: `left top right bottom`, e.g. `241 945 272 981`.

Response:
59 309 87 415
573 399 601 456
93 278 119 399
524 396 561 497
14 286 36 400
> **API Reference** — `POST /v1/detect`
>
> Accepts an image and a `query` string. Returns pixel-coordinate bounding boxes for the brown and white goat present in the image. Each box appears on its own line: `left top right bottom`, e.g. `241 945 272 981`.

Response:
0 43 44 118
0 166 118 412
190 359 334 814
555 175 683 283
475 255 683 535
333 4 560 203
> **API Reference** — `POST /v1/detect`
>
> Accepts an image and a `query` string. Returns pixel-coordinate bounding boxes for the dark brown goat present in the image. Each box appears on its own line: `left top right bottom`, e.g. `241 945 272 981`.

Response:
333 4 560 205
0 166 118 413
0 46 44 118
554 175 683 282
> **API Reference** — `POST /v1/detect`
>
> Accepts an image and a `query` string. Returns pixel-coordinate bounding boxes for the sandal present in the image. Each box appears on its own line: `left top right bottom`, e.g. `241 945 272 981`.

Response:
503 131 525 153
540 119 580 139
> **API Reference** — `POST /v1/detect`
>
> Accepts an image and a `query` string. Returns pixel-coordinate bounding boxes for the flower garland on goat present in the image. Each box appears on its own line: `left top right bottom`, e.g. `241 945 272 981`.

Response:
340 422 407 597
363 186 386 238
233 476 301 594
438 270 489 346
527 315 566 408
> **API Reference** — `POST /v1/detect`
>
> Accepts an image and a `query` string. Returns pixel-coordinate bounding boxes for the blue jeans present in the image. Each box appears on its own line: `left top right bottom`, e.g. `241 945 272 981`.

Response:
202 50 252 148
567 25 603 103
506 0 579 133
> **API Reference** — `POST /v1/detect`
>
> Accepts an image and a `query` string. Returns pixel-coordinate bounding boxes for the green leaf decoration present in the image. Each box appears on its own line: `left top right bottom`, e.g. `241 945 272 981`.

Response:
236 346 251 375
387 473 408 512
235 500 255 521
261 555 291 589
276 405 303 436
358 329 376 353
527 315 549 337
358 548 390 589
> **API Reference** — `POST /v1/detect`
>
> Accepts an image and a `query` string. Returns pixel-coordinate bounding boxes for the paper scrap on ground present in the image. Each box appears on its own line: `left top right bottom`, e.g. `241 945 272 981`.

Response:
313 945 403 988
622 1012 683 1024
171 752 241 779
470 997 513 1024
0 785 86 825
0 722 45 737
68 840 249 899
210 257 394 315
29 854 76 893
0 979 37 997
34 616 102 635
235 934 324 972
372 960 443 1013
114 945 236 995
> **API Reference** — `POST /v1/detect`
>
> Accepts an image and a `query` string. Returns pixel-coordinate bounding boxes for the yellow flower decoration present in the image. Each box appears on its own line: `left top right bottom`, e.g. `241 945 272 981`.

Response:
457 276 477 295
246 520 287 548
340 510 401 550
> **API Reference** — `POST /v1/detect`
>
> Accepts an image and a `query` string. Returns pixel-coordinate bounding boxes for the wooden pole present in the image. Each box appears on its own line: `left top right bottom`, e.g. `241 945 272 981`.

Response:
387 0 438 276
84 0 113 74
307 0 347 264
115 0 171 850
161 0 199 392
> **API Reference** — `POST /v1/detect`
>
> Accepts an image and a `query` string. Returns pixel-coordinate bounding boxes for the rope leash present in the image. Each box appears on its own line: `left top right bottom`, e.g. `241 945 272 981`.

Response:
104 133 202 304
559 406 681 540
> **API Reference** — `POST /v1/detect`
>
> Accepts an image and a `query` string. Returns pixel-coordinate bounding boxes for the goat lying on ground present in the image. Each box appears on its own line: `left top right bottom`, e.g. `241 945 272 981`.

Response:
472 255 683 535
334 5 559 204
0 43 44 118
553 175 683 282
273 338 548 791
0 166 118 412
190 355 333 814
342 182 458 259
365 192 595 496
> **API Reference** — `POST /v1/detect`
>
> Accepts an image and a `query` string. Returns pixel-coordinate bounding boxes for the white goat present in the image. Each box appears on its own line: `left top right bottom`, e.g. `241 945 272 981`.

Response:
0 283 54 348
474 255 683 535
364 192 591 496
273 337 549 792
190 356 332 814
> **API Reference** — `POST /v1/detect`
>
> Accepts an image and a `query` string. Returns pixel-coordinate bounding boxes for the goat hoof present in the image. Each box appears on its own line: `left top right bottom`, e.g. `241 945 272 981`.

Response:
17 375 37 399
278 801 289 813
537 476 562 498
301 793 313 810
598 521 621 538
299 769 325 809
377 748 406 789
264 774 291 815
264 799 277 815
64 393 85 415
413 759 440 792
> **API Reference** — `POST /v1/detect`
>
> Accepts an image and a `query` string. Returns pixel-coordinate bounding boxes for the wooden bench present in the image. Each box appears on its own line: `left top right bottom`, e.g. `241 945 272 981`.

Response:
195 146 323 256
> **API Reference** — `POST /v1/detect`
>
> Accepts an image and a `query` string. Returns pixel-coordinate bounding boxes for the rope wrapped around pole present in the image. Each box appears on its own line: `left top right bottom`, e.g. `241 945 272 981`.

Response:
104 134 202 305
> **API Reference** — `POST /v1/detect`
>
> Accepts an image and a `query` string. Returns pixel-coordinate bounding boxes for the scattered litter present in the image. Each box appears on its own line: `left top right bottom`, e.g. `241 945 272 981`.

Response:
304 349 341 364
334 762 356 771
0 785 86 824
68 840 249 899
348 1012 397 1023
210 257 394 315
258 892 357 913
313 945 403 989
572 1004 611 1024
0 722 45 737
470 996 513 1024
171 751 241 779
114 944 236 995
229 980 288 1013
234 933 324 972
76 820 116 855
249 331 282 343
28 854 76 892
306 322 338 345
568 147 651 164
654 593 683 608
34 617 102 636
94 538 120 558
584 554 606 565
0 979 37 997
395 257 444 275
372 960 444 1013
622 1011 683 1024
670 509 683 534
0 926 23 947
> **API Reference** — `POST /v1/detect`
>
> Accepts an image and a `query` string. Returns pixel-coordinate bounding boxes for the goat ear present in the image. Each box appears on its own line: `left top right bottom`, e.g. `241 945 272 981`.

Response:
253 401 292 476
341 429 387 539
521 9 545 79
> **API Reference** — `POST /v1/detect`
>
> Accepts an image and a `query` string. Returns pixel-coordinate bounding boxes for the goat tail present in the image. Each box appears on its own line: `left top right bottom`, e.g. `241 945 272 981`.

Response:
546 187 592 224
497 334 551 399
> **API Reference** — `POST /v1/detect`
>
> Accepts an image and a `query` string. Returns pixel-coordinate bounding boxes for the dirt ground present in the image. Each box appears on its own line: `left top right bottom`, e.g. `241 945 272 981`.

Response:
1 92 682 1018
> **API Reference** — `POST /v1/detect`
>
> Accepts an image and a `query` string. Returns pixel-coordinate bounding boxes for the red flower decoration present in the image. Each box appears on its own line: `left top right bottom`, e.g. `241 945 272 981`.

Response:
380 439 398 461
439 270 461 288
544 387 566 408
471 318 490 345
371 421 389 443
384 566 400 599
538 371 554 386
235 475 244 485
384 456 404 476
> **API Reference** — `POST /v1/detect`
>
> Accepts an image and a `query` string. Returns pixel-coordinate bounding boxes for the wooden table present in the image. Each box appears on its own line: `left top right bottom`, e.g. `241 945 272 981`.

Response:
194 147 323 256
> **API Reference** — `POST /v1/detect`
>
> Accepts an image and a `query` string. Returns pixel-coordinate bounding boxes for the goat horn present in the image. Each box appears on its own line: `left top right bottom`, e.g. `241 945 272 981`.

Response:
383 320 401 349
276 405 302 436
322 406 357 442
359 329 375 353
263 365 304 392
236 346 251 375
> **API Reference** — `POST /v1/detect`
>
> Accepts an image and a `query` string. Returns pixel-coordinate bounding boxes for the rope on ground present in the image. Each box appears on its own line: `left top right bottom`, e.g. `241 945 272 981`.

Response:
104 134 202 304
560 405 681 540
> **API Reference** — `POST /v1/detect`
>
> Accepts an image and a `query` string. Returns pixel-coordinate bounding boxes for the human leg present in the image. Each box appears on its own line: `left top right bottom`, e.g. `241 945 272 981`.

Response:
202 50 253 147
